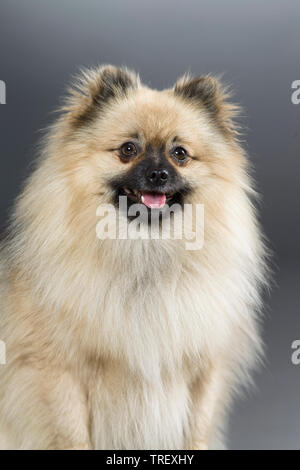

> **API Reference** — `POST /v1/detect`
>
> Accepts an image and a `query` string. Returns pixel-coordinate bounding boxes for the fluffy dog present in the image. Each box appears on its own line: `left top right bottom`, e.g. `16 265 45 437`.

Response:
0 65 266 449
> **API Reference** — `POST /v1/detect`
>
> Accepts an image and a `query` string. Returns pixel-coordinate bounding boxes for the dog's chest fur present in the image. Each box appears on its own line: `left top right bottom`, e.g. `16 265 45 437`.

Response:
75 239 239 449
88 359 192 450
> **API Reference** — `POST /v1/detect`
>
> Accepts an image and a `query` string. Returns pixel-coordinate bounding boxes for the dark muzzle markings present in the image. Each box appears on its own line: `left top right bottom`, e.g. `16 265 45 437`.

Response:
109 145 192 217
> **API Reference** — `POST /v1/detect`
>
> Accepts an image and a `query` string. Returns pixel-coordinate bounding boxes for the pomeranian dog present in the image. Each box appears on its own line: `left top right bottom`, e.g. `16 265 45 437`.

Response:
0 65 266 450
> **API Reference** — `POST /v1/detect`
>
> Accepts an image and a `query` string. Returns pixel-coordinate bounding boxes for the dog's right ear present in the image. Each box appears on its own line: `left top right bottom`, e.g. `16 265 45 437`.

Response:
62 65 140 126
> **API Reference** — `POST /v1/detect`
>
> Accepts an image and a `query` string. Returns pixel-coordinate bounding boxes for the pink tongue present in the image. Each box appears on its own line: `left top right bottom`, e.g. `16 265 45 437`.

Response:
141 192 166 209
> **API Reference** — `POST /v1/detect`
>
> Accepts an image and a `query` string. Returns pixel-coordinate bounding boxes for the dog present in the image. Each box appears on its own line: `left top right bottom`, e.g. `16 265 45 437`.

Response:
0 65 266 449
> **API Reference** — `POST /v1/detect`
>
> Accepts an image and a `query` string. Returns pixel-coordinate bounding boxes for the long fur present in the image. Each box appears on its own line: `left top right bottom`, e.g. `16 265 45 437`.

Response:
0 65 267 449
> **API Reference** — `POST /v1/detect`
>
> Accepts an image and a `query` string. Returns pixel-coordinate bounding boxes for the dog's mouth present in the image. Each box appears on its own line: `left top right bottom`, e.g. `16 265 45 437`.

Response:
122 187 176 209
110 177 192 219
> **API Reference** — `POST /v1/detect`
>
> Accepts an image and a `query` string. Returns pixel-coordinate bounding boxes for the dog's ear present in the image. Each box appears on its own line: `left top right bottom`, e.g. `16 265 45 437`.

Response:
173 74 240 136
63 65 140 126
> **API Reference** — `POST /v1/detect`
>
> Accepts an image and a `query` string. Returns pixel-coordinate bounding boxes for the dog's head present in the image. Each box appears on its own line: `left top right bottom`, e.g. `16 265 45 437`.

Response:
55 65 243 226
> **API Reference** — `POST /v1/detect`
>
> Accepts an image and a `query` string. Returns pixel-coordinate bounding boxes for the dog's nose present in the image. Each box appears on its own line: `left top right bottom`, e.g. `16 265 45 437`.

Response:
146 168 169 185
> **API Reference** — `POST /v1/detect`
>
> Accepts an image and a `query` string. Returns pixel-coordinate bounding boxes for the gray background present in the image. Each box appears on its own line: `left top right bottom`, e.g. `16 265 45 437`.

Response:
0 0 299 449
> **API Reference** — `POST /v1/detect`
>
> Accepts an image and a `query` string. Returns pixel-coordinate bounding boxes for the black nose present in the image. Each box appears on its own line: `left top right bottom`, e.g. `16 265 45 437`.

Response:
146 168 169 185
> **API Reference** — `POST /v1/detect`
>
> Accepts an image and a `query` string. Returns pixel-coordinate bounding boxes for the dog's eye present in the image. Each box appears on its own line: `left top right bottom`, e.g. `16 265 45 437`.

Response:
171 146 188 163
120 142 137 158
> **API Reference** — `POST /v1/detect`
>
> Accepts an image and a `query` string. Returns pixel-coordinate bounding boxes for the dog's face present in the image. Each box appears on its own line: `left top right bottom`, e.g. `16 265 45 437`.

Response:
109 136 192 212
59 66 243 224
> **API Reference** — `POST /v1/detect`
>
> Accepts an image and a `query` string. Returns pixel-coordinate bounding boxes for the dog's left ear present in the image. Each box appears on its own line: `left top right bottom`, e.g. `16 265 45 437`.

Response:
173 74 239 136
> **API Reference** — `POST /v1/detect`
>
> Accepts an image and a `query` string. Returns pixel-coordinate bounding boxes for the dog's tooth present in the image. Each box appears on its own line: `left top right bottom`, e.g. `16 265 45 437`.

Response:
141 195 145 203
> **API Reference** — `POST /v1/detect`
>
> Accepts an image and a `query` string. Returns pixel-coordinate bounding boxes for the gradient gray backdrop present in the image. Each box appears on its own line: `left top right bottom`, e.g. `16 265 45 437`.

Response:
0 0 299 450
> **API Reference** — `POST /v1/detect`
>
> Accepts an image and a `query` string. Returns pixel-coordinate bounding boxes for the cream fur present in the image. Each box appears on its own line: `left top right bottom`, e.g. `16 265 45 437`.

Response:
0 65 266 450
